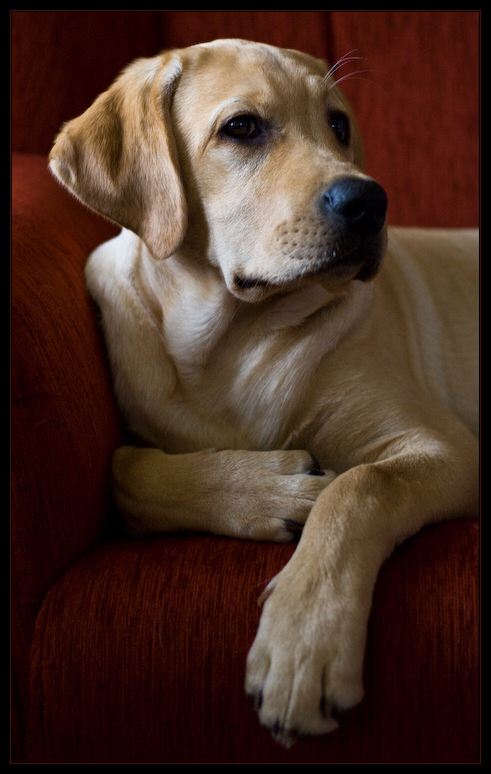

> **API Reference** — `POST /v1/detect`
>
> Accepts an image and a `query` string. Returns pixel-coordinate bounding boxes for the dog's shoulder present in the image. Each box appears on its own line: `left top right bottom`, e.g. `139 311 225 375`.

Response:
84 228 142 305
380 226 479 435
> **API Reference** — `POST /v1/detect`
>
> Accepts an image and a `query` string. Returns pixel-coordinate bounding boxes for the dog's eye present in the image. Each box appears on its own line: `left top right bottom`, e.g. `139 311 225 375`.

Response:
329 111 350 145
222 114 262 141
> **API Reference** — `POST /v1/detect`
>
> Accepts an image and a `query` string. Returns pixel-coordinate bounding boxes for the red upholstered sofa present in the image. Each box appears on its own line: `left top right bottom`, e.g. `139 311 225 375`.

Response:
12 11 480 763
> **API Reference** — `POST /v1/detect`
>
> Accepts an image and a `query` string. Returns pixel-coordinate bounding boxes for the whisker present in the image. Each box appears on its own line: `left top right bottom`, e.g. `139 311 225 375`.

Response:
324 49 366 83
329 70 387 96
324 49 385 94
328 69 374 89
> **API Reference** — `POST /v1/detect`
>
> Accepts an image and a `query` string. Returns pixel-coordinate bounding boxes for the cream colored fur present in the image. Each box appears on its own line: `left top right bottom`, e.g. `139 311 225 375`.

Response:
49 39 479 746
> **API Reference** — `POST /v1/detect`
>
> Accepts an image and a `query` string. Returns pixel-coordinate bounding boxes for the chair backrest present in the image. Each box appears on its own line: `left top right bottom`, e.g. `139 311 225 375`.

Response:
12 10 479 227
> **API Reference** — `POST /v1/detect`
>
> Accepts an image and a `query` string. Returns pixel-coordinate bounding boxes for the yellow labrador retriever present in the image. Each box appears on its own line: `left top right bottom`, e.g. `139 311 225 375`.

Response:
49 39 479 746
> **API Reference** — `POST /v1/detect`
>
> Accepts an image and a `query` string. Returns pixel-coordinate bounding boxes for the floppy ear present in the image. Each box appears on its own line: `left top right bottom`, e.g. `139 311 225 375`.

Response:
49 52 187 260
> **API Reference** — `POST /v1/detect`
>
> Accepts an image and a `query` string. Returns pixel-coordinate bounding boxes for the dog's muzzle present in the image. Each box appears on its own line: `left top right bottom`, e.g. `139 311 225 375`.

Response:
232 176 388 298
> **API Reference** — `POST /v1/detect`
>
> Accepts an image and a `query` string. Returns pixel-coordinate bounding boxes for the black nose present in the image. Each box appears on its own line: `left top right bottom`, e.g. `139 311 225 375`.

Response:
322 177 388 235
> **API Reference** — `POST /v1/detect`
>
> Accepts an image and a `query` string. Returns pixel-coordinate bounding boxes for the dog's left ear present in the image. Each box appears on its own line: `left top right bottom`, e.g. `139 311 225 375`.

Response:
49 52 187 260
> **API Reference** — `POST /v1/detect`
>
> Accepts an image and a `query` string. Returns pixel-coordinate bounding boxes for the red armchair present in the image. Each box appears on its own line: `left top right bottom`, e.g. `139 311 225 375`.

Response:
12 11 479 763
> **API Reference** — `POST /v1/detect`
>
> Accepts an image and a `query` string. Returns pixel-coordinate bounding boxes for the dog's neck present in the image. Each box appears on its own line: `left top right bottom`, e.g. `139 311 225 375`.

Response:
136 241 368 356
121 231 375 450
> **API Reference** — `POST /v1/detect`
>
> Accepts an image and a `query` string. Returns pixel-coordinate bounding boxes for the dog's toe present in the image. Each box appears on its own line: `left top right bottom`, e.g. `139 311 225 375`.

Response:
245 551 366 744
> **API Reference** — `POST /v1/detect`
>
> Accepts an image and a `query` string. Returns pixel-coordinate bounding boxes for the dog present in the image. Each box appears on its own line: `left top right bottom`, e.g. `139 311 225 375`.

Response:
49 39 479 746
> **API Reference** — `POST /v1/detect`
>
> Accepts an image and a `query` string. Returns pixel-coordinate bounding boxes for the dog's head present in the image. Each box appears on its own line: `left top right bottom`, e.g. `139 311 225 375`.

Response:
50 39 387 302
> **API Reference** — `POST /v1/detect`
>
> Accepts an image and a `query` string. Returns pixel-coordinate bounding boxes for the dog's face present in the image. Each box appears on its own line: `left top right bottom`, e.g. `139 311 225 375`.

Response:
173 41 387 301
50 39 387 302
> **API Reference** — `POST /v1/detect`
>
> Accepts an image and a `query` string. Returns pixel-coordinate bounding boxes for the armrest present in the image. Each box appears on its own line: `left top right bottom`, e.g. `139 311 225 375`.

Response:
12 153 124 750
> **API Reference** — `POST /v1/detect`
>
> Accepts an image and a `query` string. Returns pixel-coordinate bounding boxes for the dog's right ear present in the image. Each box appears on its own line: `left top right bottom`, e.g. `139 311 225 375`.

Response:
49 52 187 260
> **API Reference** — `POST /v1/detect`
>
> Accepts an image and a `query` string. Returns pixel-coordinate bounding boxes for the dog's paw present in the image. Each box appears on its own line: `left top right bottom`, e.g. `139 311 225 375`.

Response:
245 553 366 746
217 449 336 543
112 446 336 543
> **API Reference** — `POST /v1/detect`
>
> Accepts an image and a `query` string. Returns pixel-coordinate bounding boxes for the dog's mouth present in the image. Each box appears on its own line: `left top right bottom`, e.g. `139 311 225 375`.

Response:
232 240 385 300
234 275 271 291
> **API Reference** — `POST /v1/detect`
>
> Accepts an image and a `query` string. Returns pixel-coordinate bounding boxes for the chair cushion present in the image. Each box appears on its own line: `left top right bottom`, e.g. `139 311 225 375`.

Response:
30 522 479 763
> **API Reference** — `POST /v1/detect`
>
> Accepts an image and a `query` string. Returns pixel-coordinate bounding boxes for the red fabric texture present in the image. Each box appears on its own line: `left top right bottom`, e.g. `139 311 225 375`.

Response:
11 11 480 763
29 524 479 764
328 11 480 228
11 154 123 760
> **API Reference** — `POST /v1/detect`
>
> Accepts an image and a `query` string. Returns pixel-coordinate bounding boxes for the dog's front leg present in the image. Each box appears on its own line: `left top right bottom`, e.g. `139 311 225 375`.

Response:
111 445 335 543
245 433 479 745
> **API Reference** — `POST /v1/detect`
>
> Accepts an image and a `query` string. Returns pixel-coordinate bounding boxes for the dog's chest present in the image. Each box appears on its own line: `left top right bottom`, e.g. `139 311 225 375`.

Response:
160 290 335 451
163 334 308 451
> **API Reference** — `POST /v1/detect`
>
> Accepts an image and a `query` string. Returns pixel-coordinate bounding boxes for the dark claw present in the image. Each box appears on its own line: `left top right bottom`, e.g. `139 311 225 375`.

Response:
247 690 263 711
283 520 303 542
320 695 331 719
320 695 344 720
331 704 345 721
270 721 301 748
308 455 325 475
284 519 304 531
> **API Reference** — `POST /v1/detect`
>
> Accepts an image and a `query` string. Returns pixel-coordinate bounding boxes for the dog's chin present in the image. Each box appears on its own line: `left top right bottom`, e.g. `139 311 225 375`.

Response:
230 251 384 303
